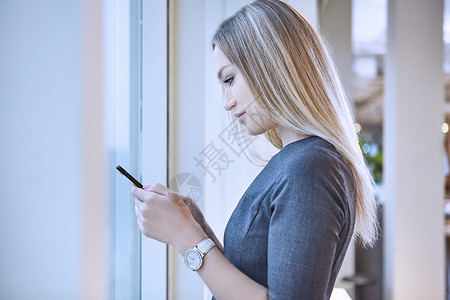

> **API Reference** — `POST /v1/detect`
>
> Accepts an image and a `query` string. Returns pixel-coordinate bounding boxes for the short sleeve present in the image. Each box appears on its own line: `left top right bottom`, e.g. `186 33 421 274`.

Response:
267 152 352 299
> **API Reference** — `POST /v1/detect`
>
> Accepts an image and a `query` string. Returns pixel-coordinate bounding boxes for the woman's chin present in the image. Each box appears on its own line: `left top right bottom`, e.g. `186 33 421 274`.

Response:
246 126 266 136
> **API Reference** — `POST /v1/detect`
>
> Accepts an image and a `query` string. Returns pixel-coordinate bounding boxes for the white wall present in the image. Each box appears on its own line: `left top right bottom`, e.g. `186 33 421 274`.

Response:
0 1 82 298
384 0 445 299
0 0 107 299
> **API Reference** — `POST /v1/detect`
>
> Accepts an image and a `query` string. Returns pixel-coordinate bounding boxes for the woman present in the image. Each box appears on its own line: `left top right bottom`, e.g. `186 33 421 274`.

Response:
131 0 378 299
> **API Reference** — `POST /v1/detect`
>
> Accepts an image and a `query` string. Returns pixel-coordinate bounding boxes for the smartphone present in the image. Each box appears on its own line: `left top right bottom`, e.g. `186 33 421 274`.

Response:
116 165 143 189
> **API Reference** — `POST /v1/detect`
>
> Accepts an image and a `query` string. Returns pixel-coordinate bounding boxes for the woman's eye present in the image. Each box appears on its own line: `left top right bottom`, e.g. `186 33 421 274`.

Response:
223 77 234 86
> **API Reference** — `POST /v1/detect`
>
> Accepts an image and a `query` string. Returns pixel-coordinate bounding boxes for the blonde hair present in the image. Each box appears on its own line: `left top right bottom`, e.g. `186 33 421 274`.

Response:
212 0 378 247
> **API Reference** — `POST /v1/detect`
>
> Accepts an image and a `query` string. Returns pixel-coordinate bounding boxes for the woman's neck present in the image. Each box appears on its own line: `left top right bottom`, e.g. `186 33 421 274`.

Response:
276 126 309 148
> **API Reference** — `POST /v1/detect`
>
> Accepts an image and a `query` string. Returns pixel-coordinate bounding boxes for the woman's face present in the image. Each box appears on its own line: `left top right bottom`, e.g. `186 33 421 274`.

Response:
213 47 277 136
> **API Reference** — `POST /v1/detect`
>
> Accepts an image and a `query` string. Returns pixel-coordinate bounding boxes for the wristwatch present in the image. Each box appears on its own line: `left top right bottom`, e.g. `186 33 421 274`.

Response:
184 238 216 271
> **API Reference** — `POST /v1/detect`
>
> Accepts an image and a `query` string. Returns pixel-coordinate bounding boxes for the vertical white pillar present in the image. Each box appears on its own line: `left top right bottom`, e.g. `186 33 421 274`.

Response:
384 0 445 299
141 0 169 299
319 0 354 292
81 0 108 298
319 0 352 96
0 1 85 298
169 0 206 299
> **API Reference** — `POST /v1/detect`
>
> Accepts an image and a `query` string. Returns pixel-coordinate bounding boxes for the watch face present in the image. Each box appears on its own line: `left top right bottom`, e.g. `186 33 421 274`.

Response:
185 249 202 270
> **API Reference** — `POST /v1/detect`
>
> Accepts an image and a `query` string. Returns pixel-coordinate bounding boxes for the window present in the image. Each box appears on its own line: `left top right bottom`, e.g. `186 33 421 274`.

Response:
106 0 168 298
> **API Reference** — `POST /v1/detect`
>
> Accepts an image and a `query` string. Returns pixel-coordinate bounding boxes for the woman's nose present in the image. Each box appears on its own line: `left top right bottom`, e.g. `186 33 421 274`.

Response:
223 90 236 111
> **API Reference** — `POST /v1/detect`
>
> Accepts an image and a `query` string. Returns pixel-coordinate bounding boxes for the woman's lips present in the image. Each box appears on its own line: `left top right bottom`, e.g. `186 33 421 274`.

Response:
234 112 245 123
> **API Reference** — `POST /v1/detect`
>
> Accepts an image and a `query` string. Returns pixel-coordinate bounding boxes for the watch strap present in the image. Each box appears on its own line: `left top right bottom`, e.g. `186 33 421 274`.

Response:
196 238 216 256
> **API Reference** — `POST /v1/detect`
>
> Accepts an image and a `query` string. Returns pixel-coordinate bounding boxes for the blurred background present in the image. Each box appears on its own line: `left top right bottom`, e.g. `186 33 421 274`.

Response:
0 0 446 299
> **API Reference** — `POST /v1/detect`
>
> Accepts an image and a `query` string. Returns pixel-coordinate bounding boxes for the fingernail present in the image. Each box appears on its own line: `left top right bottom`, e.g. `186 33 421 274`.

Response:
143 184 151 189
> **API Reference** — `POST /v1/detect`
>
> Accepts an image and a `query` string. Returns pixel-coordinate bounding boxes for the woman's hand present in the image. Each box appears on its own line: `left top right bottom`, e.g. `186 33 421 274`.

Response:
131 183 207 253
133 185 267 300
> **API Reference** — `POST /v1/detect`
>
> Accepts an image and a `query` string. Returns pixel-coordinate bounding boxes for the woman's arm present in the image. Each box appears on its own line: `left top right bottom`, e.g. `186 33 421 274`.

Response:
263 150 354 299
175 222 268 300
180 195 224 252
131 183 267 300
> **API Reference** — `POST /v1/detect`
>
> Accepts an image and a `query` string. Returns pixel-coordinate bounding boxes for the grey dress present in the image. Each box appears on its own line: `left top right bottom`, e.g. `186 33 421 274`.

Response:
217 136 356 300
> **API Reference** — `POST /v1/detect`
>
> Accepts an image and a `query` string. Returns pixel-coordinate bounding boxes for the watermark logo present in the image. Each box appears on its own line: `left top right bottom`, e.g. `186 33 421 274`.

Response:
169 172 202 202
194 141 235 182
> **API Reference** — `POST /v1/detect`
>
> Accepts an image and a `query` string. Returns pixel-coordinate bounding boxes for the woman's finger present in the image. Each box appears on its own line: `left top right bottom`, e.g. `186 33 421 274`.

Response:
131 185 168 204
147 183 170 197
131 185 147 201
134 194 143 207
136 214 144 232
134 203 141 219
182 195 194 206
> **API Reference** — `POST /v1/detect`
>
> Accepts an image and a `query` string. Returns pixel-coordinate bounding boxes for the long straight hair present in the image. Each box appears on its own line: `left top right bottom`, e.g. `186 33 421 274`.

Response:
212 0 378 247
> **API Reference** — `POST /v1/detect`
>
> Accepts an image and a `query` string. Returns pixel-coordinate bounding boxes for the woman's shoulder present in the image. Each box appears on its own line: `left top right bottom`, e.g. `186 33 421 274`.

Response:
272 136 350 176
267 135 356 215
